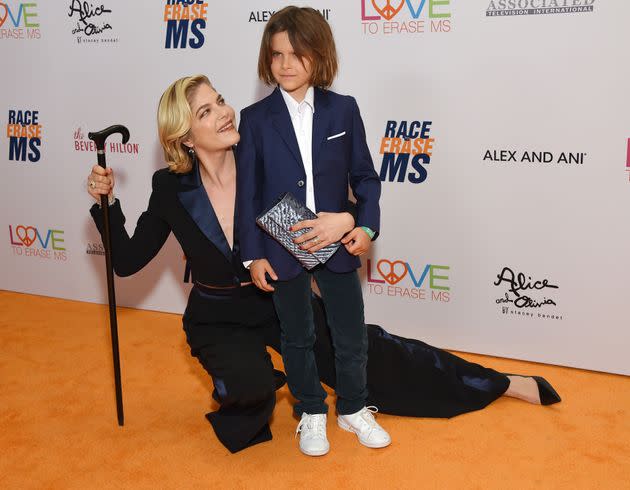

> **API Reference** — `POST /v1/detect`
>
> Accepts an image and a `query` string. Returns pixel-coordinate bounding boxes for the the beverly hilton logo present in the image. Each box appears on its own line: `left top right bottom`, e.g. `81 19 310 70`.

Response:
366 258 450 302
486 0 595 17
361 0 451 35
73 127 139 154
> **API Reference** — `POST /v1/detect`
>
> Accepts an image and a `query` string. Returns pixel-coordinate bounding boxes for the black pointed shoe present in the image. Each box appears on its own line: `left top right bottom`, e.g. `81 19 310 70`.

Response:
504 374 562 405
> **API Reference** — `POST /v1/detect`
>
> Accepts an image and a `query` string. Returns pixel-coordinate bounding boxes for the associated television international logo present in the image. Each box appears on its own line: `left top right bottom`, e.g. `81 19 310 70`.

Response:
7 109 41 163
366 258 450 302
379 120 434 184
361 0 451 35
0 2 40 40
164 0 207 49
9 225 67 261
486 0 595 17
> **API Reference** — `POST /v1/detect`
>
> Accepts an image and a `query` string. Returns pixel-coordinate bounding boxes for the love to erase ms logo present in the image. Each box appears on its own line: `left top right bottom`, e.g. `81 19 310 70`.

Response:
6 109 42 163
163 0 207 49
0 2 40 40
365 258 450 302
9 225 67 261
361 0 451 35
379 120 435 184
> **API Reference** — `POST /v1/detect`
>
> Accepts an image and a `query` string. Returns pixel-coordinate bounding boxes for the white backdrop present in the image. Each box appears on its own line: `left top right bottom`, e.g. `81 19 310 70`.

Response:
2 0 628 375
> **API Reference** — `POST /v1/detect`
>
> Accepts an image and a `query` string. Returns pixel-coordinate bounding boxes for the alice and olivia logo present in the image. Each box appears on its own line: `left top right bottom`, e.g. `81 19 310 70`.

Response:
7 109 41 163
164 0 207 49
68 0 118 44
483 149 586 165
9 225 67 261
361 0 451 35
493 266 562 320
379 120 434 184
0 2 40 40
366 259 450 302
486 0 595 17
73 127 139 154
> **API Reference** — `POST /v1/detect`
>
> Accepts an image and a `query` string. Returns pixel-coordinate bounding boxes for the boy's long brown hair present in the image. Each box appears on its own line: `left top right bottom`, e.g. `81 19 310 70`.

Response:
258 6 338 89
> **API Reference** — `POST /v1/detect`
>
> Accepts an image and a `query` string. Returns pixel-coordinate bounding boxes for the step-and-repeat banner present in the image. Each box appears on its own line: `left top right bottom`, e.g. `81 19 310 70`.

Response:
2 1 628 375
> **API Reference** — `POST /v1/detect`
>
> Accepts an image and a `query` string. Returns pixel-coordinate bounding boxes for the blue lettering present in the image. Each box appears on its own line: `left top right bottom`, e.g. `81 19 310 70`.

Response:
379 153 409 182
405 0 427 19
407 263 431 288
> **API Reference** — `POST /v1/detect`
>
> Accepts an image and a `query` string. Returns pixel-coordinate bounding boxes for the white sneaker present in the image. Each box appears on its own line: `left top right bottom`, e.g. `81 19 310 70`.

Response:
337 406 391 448
295 413 329 456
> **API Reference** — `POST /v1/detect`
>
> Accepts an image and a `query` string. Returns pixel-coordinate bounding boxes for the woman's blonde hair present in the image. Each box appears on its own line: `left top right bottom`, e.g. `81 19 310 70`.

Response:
157 74 211 174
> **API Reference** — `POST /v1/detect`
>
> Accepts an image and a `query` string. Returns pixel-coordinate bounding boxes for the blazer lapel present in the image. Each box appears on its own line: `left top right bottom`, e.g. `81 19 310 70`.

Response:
312 88 333 171
269 87 304 169
176 162 232 262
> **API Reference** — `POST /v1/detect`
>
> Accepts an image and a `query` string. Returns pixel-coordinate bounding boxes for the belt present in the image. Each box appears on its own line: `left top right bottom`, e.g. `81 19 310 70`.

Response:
193 280 258 299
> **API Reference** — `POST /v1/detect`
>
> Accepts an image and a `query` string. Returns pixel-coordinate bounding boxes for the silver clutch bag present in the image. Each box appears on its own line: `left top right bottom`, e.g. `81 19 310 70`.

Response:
256 193 341 270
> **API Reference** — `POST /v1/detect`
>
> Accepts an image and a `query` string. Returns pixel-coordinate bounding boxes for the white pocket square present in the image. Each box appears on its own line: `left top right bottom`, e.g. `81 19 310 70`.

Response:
326 131 346 141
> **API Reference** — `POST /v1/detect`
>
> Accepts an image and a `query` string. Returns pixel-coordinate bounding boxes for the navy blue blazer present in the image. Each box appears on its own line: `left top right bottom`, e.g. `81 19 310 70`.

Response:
90 164 251 287
236 87 381 280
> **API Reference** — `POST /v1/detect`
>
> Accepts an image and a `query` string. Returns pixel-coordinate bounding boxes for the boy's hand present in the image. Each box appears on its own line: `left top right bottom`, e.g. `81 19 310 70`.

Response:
250 259 278 292
292 212 354 253
341 227 372 256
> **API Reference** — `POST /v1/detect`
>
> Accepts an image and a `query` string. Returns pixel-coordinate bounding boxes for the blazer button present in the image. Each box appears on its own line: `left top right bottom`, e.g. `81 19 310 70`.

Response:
297 180 305 187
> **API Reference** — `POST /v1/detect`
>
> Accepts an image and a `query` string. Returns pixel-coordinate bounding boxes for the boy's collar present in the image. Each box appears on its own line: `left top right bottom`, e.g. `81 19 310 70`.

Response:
279 86 315 113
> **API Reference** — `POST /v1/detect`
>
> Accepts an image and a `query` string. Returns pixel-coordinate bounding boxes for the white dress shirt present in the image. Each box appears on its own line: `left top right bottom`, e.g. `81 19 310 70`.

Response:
280 86 316 212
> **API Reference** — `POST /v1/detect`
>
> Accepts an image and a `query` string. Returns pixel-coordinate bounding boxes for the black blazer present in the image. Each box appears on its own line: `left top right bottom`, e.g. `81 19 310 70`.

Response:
90 162 251 287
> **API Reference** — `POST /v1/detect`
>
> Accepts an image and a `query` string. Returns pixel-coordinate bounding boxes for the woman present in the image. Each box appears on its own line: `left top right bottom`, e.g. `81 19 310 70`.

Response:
87 75 560 454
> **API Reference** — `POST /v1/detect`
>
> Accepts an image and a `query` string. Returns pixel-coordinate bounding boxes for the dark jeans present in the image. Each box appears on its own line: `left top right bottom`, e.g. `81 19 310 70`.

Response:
272 268 368 416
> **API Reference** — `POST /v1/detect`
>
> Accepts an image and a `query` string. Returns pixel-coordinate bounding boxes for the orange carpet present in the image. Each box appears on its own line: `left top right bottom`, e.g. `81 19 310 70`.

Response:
1 290 628 489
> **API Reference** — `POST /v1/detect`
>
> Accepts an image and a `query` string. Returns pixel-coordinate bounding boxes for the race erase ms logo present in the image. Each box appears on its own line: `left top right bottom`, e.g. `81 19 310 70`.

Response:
164 0 207 49
378 120 434 184
7 109 41 163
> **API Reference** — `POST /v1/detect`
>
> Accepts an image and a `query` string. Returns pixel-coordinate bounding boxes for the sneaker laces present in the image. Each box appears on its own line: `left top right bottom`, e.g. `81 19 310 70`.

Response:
295 414 326 440
355 406 380 437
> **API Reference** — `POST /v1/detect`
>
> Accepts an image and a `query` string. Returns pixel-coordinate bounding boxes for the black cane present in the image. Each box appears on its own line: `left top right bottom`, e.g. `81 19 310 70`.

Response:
89 124 130 427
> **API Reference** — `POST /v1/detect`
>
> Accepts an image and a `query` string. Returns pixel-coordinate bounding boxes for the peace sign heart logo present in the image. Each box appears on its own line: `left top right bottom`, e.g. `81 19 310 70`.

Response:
371 0 405 21
0 4 8 29
377 259 408 285
16 226 37 247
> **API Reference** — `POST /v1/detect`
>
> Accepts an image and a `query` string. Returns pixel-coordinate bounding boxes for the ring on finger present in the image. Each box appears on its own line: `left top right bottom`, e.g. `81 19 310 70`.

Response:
89 180 96 189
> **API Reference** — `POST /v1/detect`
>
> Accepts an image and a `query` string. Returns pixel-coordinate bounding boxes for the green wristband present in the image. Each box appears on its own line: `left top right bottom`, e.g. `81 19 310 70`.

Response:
360 226 375 240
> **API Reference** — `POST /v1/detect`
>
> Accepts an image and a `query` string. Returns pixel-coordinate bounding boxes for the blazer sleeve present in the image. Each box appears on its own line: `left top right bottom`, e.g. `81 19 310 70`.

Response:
236 111 266 261
348 97 382 239
90 172 171 277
